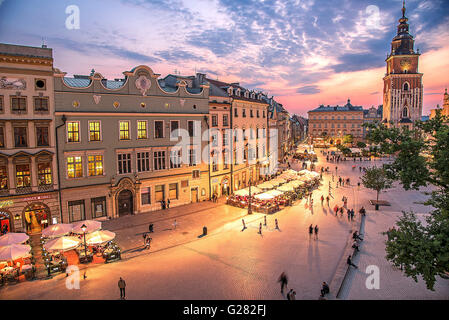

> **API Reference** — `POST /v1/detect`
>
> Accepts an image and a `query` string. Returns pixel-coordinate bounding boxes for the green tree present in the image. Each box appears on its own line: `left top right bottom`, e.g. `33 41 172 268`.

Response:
356 141 366 148
343 134 353 144
364 111 449 290
361 166 393 201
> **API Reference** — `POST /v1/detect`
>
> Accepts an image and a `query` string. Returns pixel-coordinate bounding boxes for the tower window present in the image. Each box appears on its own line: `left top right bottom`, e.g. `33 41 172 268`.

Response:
403 83 409 91
402 107 408 118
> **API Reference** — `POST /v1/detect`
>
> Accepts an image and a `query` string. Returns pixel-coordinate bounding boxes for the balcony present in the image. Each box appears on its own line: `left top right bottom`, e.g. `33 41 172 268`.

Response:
15 186 32 194
0 189 10 197
38 184 54 192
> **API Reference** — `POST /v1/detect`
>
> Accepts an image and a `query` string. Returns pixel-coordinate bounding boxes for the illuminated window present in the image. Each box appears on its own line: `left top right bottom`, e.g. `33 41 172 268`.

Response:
88 155 103 176
89 121 101 141
67 156 82 178
0 127 5 148
16 164 31 187
155 185 165 202
119 121 130 140
38 162 52 185
0 166 8 190
67 122 80 142
137 120 147 139
169 183 178 200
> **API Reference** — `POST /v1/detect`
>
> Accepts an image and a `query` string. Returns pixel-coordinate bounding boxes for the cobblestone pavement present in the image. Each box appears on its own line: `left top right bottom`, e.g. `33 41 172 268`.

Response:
1 151 447 299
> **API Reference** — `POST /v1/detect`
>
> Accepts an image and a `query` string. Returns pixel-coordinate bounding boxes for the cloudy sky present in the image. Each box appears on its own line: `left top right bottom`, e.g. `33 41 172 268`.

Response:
1 0 448 116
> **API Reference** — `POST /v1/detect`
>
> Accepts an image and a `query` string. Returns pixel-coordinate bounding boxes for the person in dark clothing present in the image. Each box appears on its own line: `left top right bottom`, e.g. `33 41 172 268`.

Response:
359 206 366 216
278 272 288 294
352 241 360 252
320 282 330 297
347 255 358 268
167 199 170 209
314 225 319 240
353 231 363 241
142 233 147 245
149 224 154 233
118 277 126 299
308 224 313 239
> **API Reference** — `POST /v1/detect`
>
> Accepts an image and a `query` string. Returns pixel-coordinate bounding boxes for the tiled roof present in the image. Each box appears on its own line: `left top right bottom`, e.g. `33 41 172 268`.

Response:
309 100 363 113
63 77 91 87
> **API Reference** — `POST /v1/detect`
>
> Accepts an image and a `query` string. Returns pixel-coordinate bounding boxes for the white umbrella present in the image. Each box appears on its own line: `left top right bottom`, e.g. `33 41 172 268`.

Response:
0 244 31 261
0 233 29 246
43 236 80 252
266 189 284 197
278 185 295 192
257 183 274 190
42 224 73 238
254 193 275 200
85 230 116 245
72 220 102 234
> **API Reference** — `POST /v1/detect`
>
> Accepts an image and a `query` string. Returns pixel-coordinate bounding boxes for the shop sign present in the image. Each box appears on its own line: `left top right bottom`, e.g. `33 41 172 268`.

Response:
22 195 51 202
0 200 13 209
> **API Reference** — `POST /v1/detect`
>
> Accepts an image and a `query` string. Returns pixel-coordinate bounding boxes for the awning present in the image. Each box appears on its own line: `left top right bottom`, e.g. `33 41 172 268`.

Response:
0 233 29 246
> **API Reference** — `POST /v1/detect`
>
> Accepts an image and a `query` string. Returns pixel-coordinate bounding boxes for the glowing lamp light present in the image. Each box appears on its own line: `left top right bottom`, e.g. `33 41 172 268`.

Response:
81 224 87 233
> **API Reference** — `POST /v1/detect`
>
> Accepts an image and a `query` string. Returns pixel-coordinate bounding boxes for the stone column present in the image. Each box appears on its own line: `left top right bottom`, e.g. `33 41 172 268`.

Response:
31 156 38 191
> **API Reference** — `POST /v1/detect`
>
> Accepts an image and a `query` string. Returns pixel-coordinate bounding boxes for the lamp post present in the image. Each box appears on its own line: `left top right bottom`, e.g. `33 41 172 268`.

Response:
81 224 88 261
248 177 253 214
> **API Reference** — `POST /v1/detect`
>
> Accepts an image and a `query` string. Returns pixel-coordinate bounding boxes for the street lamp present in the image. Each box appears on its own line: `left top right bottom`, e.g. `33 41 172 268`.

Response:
81 224 88 262
247 177 253 215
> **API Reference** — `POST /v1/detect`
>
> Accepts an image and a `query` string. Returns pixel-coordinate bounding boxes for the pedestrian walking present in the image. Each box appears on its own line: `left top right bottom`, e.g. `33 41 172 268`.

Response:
287 289 296 300
167 199 170 209
242 219 247 231
326 195 330 206
310 198 314 207
350 209 354 221
278 272 288 294
309 224 313 239
353 231 363 241
145 236 152 250
320 282 330 297
334 205 339 216
173 219 177 230
314 225 319 240
347 178 350 186
340 207 344 217
118 277 126 299
338 177 342 186
142 232 147 245
149 223 154 233
347 209 351 222
275 219 279 230
321 195 324 206
359 206 366 217
352 241 360 252
258 222 262 235
264 215 267 226
347 255 358 268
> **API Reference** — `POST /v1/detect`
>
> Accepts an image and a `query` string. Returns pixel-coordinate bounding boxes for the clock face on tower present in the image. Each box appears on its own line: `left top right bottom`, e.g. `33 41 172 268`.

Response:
400 58 411 68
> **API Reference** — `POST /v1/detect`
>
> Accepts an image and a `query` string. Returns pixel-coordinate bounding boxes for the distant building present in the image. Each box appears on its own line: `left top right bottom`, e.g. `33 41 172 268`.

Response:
363 105 383 137
429 89 449 120
382 2 423 128
267 97 291 164
308 99 364 146
290 114 308 144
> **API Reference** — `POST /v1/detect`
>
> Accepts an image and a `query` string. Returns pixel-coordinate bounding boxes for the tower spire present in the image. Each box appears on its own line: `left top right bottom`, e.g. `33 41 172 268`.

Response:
402 0 406 18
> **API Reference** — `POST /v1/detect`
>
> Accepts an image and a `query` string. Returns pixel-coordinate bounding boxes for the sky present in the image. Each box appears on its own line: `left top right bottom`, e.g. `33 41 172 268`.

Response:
0 0 448 117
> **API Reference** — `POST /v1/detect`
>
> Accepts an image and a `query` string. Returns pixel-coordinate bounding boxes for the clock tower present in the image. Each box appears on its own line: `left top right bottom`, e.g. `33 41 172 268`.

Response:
383 1 423 127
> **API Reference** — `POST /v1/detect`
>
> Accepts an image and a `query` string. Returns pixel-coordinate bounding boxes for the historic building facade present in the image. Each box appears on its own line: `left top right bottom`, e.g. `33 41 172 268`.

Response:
54 65 210 222
363 105 383 137
207 79 269 193
430 89 449 120
382 3 423 128
0 43 60 234
267 97 291 166
308 99 364 146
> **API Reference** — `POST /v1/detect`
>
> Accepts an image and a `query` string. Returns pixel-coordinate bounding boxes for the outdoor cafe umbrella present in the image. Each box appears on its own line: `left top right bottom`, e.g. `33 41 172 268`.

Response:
254 193 275 200
41 224 73 238
0 244 31 261
277 184 295 192
257 182 274 190
0 233 29 246
85 230 116 245
266 189 284 197
43 236 80 252
72 220 102 234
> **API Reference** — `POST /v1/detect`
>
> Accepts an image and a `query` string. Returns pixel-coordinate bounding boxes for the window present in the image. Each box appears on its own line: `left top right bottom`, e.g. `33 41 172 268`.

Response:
137 152 150 172
223 149 229 169
91 197 106 218
223 114 229 126
89 121 101 141
67 156 83 178
212 115 218 127
34 97 49 112
170 121 179 139
11 96 26 113
402 107 408 118
257 110 260 118
250 109 254 118
137 120 147 139
0 127 4 148
234 108 238 117
212 154 219 172
141 187 151 205
155 121 164 139
404 83 409 91
192 170 200 179
181 180 189 188
0 95 3 112
0 166 7 190
67 122 80 142
212 132 218 147
155 185 165 202
169 183 178 200
153 151 166 171
119 121 130 140
242 109 246 117
68 200 85 222
88 155 103 176
118 153 132 174
189 149 196 166
36 126 49 146
170 150 181 169
263 110 265 118
37 162 52 186
16 164 31 187
14 127 27 147
188 121 195 137
223 130 228 146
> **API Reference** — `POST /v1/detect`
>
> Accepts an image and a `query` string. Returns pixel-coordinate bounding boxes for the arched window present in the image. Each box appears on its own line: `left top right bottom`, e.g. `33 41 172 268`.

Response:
403 82 409 91
402 107 408 118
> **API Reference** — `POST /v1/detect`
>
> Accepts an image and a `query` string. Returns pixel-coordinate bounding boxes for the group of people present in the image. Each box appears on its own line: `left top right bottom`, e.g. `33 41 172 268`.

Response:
308 224 319 240
278 272 296 300
160 199 170 210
